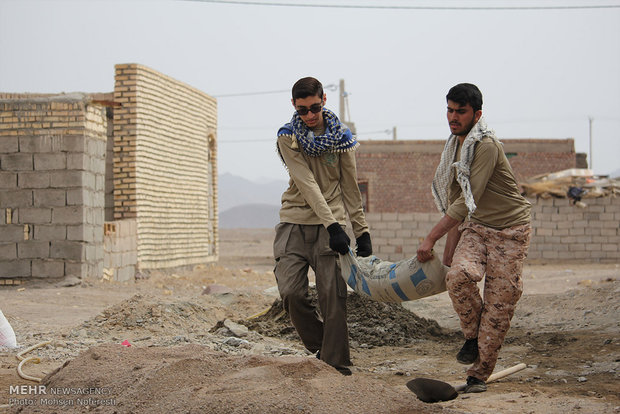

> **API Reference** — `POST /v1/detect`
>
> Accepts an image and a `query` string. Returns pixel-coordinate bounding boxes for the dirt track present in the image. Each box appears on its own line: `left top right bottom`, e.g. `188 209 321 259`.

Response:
0 228 618 413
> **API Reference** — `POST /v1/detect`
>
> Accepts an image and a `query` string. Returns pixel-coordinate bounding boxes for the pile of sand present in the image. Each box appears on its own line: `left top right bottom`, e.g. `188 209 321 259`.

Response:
74 294 216 336
14 344 440 414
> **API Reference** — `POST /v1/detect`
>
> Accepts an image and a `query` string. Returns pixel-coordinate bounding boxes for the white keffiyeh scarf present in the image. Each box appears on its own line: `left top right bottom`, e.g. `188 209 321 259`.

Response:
431 117 498 217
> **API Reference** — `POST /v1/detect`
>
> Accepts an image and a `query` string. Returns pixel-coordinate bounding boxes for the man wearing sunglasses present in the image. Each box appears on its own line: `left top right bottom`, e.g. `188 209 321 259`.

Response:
273 77 372 376
417 83 531 393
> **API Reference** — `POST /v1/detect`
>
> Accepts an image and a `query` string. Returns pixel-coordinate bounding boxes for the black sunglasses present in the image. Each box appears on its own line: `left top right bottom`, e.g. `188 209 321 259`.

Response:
296 103 323 116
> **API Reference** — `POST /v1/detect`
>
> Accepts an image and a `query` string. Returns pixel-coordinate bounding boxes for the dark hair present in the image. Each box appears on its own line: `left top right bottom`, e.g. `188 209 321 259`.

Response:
292 77 323 102
446 83 483 112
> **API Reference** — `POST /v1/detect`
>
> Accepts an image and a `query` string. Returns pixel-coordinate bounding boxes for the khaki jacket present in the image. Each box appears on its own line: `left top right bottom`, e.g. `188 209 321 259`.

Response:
277 134 369 238
447 137 531 229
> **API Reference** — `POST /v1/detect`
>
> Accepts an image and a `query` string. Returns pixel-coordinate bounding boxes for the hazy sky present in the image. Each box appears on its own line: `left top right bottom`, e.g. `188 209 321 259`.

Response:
1 0 619 182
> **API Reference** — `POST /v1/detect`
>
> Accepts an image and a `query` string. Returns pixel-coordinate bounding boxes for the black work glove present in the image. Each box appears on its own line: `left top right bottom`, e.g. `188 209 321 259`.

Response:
355 232 373 257
327 223 350 255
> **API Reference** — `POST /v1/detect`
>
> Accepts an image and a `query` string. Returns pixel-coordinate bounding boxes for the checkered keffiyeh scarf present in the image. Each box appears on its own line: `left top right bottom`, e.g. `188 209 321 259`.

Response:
431 117 498 217
277 107 358 163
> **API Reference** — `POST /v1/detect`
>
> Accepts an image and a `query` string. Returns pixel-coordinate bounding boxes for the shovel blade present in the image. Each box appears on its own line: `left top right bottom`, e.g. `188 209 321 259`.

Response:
406 377 458 403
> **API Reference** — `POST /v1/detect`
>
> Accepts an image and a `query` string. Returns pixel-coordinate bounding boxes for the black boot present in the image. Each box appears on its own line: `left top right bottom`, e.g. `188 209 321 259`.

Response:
332 365 352 376
316 351 351 375
456 338 478 364
463 376 487 393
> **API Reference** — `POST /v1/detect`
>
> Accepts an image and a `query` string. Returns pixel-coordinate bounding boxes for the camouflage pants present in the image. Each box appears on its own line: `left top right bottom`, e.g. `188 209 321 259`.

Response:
446 222 531 381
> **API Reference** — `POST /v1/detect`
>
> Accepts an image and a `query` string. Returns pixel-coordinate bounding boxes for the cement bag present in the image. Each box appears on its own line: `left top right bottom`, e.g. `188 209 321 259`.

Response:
0 309 17 348
340 249 448 303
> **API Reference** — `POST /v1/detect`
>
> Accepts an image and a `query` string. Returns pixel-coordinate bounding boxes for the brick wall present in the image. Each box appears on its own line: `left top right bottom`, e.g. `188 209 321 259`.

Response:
498 139 577 184
90 93 116 222
113 64 218 269
362 197 620 263
103 219 137 281
355 141 441 213
0 94 107 281
356 139 576 213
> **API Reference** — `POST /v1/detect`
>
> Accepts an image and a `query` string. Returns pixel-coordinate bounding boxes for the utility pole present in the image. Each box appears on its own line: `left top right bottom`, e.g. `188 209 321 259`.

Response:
338 79 356 134
339 79 346 121
392 126 397 140
588 117 593 170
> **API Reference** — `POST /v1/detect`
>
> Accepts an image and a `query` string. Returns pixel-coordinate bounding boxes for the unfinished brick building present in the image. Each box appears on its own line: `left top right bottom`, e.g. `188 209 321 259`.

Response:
355 138 576 213
353 139 619 263
0 64 218 283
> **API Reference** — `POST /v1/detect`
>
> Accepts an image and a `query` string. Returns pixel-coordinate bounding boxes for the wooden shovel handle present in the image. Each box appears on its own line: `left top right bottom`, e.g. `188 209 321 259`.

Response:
454 363 527 391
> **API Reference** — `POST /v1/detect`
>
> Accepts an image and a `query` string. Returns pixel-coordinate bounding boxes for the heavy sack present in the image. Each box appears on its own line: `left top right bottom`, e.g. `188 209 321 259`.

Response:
340 249 448 303
0 309 17 348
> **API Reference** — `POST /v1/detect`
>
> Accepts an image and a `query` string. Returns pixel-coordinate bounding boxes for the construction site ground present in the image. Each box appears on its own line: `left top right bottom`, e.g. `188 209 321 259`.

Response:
0 228 618 413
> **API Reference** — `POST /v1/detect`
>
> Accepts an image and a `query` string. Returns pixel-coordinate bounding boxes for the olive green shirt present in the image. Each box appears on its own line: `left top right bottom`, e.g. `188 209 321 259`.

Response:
447 137 531 229
276 134 369 238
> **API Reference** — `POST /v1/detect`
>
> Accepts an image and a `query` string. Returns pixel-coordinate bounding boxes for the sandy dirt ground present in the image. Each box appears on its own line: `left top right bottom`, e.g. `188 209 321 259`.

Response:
0 228 618 414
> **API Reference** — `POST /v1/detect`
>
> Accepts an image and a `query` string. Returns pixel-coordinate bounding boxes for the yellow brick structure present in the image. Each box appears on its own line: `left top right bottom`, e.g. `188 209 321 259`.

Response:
1 65 219 282
113 64 218 269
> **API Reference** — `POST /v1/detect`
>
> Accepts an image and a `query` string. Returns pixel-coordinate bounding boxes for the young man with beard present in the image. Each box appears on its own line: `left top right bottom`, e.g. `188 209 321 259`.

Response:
417 83 531 393
273 77 372 375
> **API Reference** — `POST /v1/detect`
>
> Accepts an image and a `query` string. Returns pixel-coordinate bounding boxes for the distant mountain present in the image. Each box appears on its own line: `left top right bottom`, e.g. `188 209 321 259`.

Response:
217 173 287 228
219 203 280 229
609 168 620 179
218 173 288 212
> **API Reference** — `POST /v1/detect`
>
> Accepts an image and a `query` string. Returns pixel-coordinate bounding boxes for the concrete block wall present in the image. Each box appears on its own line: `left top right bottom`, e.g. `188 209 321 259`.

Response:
356 138 576 213
527 196 620 262
113 64 218 269
0 94 107 281
363 197 620 263
103 219 137 281
360 212 445 262
88 92 116 223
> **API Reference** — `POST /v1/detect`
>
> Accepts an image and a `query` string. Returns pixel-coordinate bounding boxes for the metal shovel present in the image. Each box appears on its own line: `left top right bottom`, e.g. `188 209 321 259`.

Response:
406 363 527 403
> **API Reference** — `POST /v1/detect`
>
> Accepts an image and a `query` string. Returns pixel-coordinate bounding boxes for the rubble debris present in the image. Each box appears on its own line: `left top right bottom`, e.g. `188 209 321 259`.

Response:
243 287 453 348
521 168 620 199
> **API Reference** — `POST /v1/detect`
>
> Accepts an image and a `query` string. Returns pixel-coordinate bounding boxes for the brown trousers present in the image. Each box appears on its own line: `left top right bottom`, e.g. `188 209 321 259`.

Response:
273 223 350 367
446 222 531 381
